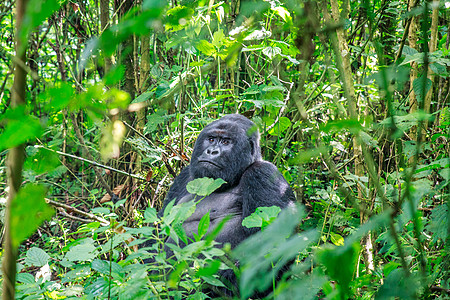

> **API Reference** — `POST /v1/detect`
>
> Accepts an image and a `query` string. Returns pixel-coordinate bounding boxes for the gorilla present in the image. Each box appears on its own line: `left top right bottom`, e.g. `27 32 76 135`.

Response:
160 114 295 250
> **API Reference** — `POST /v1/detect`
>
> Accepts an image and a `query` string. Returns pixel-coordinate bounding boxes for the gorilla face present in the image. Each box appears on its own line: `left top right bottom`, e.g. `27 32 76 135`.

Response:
190 115 261 187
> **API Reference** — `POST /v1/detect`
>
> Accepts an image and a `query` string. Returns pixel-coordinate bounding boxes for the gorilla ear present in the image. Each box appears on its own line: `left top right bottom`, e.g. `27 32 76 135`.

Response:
249 140 255 157
246 125 261 161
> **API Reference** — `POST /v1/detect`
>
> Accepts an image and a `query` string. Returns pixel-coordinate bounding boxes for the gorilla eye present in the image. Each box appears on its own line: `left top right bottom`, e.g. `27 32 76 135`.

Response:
208 137 215 143
222 139 230 145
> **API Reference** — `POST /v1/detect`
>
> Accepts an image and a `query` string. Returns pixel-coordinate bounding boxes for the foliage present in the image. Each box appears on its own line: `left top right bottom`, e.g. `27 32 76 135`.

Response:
0 0 449 298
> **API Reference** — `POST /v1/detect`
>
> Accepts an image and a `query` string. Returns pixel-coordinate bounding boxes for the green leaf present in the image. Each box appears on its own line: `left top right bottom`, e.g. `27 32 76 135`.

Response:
173 222 189 245
195 260 221 277
10 184 54 248
186 177 226 196
321 119 363 134
234 205 317 298
212 29 225 48
16 273 35 284
425 204 448 243
439 168 450 181
196 40 215 56
242 206 281 230
376 269 420 299
145 112 166 133
0 114 43 152
144 207 159 223
359 131 378 148
85 277 108 297
24 146 61 174
44 82 75 111
316 242 360 298
413 76 432 104
383 261 400 277
201 275 226 287
289 146 331 164
330 232 344 246
105 88 131 109
165 6 194 29
268 117 291 136
168 261 189 288
91 259 123 276
132 91 153 104
24 247 50 267
197 211 210 240
66 243 98 262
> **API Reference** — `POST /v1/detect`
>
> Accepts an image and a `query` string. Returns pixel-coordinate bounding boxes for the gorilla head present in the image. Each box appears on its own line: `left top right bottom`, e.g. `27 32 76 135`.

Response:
190 114 262 187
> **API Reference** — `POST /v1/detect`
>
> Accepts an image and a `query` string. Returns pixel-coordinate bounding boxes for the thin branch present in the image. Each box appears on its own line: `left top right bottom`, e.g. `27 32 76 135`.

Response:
36 145 145 181
46 198 109 226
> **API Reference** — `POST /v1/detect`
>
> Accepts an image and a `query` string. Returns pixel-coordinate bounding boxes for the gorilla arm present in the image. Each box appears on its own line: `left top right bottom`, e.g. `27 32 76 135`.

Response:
240 161 296 231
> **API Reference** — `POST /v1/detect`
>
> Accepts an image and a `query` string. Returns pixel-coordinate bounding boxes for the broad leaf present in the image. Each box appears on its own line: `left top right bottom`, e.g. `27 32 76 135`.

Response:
10 184 54 248
186 177 226 196
24 247 50 267
242 206 281 230
66 243 98 262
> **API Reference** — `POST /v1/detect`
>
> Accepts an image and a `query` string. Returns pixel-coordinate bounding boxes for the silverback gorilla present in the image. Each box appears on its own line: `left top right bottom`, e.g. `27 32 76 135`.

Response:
160 114 295 251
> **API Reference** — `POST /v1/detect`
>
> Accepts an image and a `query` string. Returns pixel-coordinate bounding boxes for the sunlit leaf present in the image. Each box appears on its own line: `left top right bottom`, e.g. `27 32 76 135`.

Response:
186 177 226 196
242 206 281 230
268 117 291 136
196 40 216 56
330 232 344 246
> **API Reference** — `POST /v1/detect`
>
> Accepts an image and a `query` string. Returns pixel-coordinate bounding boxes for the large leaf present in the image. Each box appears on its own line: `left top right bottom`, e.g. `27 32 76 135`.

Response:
376 269 420 299
268 117 291 136
316 242 360 298
24 146 61 174
10 184 54 248
233 205 318 298
0 110 43 152
144 207 158 223
242 206 281 230
186 177 226 196
262 46 281 60
196 40 216 56
24 247 50 267
425 204 448 243
413 76 432 104
65 243 98 262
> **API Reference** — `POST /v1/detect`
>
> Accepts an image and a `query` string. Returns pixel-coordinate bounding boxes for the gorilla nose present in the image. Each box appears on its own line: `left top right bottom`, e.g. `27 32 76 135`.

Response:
206 147 220 157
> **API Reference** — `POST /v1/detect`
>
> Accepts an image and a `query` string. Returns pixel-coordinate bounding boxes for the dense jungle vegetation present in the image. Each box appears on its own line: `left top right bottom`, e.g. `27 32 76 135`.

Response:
0 0 449 298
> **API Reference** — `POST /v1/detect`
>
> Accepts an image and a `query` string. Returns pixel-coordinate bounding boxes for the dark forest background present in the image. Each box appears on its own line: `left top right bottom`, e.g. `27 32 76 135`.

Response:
0 0 449 298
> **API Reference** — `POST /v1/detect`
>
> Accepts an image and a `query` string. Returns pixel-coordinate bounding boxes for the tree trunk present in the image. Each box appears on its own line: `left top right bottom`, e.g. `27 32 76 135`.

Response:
408 0 419 140
424 0 439 131
2 0 28 298
100 0 112 74
324 0 372 272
